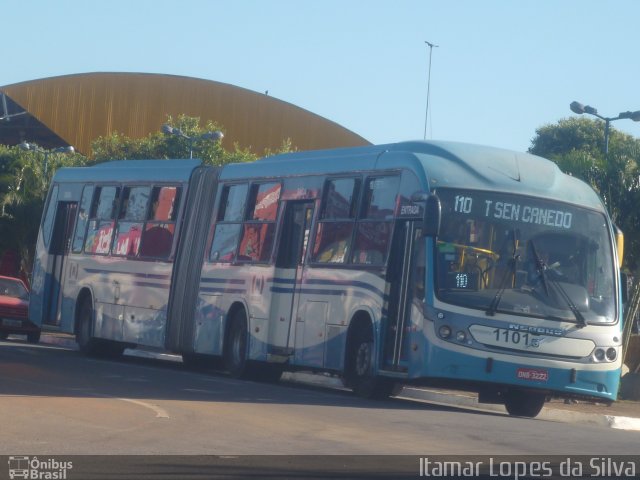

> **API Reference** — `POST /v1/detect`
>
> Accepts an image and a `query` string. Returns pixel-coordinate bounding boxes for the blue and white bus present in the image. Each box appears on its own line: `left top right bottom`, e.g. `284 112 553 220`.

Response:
30 141 624 417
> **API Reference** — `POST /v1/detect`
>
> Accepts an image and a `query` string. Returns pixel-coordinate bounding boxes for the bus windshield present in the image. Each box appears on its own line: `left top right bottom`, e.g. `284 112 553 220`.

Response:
435 188 616 324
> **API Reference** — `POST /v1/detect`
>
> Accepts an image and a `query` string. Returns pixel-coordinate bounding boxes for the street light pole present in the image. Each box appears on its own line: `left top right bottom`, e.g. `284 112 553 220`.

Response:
161 124 224 159
18 142 74 176
423 41 439 140
570 101 640 156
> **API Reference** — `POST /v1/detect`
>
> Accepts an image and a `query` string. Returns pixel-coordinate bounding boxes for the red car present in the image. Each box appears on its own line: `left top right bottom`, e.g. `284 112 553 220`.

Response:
0 276 39 343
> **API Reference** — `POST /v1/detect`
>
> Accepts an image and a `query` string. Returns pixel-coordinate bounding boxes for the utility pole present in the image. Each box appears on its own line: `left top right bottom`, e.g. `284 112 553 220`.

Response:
423 41 439 140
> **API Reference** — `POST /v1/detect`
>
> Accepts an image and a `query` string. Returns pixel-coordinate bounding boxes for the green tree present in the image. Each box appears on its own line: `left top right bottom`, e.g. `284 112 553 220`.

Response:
92 115 289 165
1 114 296 274
529 117 640 270
530 117 640 361
92 115 295 165
0 144 86 271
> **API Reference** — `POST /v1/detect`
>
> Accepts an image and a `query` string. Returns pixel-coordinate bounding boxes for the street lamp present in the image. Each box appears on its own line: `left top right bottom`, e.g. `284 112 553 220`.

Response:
161 124 224 159
569 101 640 156
18 142 75 176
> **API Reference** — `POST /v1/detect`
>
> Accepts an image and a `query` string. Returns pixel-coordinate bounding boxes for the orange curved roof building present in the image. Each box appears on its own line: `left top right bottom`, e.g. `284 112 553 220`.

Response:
0 72 370 156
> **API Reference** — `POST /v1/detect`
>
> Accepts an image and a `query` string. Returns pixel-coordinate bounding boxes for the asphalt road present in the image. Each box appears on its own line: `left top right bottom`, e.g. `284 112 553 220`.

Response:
1 338 639 478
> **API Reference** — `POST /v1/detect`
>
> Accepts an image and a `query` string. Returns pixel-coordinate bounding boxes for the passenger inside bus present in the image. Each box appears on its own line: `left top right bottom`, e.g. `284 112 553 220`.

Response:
139 196 175 258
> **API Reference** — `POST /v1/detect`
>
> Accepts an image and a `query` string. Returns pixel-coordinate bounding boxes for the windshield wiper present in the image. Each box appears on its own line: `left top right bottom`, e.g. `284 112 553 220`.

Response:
545 275 587 327
528 239 587 327
486 229 520 316
529 239 550 297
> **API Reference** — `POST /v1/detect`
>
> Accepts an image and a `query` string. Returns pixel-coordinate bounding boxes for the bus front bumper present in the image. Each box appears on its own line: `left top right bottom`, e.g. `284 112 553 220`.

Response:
412 345 620 402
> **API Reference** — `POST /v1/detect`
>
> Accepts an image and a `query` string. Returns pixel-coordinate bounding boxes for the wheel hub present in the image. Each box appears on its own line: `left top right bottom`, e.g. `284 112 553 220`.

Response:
355 342 371 376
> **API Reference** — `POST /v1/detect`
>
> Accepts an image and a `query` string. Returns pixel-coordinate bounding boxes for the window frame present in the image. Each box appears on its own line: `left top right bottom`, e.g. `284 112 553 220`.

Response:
237 182 281 264
112 185 151 258
310 173 400 267
209 181 282 264
84 184 121 256
209 182 250 263
71 184 95 254
350 175 400 265
138 184 182 260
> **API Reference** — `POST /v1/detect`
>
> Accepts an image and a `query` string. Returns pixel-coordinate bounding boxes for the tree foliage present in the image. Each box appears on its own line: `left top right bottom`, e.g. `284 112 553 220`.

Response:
0 144 86 269
529 117 640 273
91 114 295 165
0 115 295 270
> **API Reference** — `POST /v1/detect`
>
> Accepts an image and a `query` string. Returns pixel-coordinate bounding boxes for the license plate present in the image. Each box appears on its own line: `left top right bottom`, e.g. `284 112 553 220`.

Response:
1 319 22 327
516 368 549 382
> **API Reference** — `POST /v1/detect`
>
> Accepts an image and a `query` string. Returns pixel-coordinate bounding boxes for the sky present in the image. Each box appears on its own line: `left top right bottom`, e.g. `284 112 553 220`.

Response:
2 0 640 153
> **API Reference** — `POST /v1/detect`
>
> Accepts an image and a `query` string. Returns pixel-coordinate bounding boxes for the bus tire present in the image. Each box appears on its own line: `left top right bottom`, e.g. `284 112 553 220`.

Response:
183 353 222 371
77 298 98 356
346 325 397 400
100 341 125 358
27 331 41 344
224 310 250 378
504 390 546 418
254 364 283 383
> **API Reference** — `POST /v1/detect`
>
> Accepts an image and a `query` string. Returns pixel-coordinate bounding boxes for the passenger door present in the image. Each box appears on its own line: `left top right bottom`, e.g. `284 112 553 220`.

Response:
267 201 314 355
382 219 424 370
45 202 78 326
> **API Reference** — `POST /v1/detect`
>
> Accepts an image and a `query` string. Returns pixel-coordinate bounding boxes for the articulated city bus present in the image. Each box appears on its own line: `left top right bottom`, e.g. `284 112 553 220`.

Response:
29 141 624 417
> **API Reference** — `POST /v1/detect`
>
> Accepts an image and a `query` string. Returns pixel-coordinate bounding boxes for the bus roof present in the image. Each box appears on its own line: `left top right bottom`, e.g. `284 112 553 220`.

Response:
52 159 202 184
221 140 606 213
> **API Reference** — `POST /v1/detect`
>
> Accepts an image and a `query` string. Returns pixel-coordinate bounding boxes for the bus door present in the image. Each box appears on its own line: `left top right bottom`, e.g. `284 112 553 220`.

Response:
382 219 425 370
45 201 78 326
267 201 314 356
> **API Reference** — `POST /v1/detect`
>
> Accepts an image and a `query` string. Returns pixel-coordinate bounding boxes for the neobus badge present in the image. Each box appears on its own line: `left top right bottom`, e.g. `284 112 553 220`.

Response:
508 324 566 337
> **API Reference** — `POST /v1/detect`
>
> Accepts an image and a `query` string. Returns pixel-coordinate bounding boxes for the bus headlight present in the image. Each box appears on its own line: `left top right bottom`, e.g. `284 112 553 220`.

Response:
605 347 617 362
593 348 605 362
455 331 467 342
439 325 452 339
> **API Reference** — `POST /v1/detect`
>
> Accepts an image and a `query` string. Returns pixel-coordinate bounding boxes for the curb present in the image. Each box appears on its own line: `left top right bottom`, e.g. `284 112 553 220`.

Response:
38 334 640 431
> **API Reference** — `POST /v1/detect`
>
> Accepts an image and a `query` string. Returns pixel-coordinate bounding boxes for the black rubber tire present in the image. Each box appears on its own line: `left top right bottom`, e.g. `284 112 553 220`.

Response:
254 364 284 383
504 390 546 418
27 330 41 344
224 310 249 378
183 353 223 371
76 299 98 355
345 326 397 400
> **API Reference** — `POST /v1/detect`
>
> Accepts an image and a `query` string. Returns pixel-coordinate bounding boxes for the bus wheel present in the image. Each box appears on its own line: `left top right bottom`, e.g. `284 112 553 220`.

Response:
346 327 397 400
254 364 283 383
27 331 41 344
504 390 546 418
183 353 222 371
224 310 249 378
77 299 98 355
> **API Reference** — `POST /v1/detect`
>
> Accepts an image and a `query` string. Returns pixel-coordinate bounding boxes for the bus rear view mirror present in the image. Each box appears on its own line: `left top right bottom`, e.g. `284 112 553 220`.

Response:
423 194 441 237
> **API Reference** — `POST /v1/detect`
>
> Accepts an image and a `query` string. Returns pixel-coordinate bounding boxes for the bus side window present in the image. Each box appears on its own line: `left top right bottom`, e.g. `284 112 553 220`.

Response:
209 183 248 263
351 176 399 265
139 186 181 259
113 186 150 257
72 185 94 253
312 177 360 264
84 186 120 255
237 183 280 262
42 185 59 249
